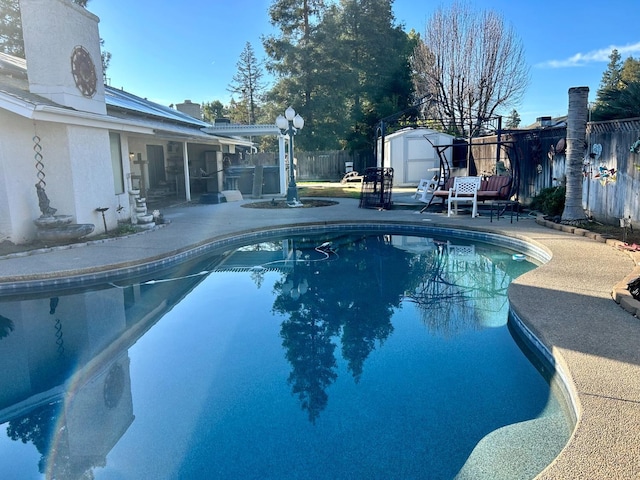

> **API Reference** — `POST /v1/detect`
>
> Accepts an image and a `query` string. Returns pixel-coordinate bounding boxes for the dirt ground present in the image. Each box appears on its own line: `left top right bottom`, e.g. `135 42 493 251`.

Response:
580 221 640 245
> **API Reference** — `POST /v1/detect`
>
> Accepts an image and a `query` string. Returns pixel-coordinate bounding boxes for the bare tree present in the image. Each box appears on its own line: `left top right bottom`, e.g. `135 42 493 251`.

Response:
411 2 529 137
562 86 589 223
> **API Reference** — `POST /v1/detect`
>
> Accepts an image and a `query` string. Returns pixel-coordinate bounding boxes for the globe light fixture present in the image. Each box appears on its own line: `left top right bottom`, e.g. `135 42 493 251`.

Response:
277 107 304 204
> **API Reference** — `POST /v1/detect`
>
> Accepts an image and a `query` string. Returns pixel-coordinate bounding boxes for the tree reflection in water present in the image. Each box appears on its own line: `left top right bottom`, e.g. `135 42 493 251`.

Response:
268 234 522 423
7 401 99 479
404 240 517 336
272 234 415 423
0 314 14 340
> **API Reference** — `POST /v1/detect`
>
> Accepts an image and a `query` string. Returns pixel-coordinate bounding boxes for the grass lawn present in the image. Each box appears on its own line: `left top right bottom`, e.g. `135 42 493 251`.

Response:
297 181 362 199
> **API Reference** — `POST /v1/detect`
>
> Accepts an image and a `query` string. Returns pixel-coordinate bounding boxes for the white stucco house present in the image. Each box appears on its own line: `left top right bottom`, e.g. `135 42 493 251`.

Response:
0 0 284 245
378 127 455 186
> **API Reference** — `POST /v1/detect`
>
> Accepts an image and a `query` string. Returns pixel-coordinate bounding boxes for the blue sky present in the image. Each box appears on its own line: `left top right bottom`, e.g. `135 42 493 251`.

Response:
90 0 640 127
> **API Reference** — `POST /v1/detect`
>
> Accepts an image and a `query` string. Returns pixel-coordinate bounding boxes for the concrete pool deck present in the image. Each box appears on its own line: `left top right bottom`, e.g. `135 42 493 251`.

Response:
0 196 639 479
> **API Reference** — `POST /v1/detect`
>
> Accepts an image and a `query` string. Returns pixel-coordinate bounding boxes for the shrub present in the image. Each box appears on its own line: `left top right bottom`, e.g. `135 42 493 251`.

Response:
116 223 138 236
530 186 565 216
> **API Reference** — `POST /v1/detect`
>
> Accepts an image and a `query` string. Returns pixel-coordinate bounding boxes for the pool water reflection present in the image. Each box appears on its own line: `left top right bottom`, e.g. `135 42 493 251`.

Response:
0 232 571 479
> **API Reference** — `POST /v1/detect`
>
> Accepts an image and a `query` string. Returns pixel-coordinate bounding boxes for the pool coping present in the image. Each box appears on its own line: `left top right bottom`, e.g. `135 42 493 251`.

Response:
0 200 639 478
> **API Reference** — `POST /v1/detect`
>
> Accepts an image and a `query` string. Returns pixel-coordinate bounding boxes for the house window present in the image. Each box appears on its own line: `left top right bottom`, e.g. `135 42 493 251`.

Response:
109 132 125 194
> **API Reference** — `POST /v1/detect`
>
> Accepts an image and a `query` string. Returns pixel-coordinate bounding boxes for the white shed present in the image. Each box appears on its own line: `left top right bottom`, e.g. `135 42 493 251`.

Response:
378 128 454 186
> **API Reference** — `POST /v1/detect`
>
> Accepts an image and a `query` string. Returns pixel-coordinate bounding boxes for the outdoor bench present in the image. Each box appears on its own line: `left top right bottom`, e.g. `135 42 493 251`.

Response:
431 174 512 203
477 174 512 202
419 174 513 214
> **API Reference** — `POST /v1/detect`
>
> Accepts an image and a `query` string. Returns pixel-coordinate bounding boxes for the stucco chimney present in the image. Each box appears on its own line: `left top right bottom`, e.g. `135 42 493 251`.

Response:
19 0 106 114
176 100 202 120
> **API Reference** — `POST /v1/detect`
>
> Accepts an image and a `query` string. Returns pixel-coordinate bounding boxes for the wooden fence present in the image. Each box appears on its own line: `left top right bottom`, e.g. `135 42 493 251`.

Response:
585 118 640 223
471 128 566 205
246 150 376 182
246 119 640 226
474 118 640 225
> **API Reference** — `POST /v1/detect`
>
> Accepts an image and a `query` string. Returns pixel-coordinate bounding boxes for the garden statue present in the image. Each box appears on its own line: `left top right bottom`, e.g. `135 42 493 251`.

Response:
32 184 94 242
35 183 57 217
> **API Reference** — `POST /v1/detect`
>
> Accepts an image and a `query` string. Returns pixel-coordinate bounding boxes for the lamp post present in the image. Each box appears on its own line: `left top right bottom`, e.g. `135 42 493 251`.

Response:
276 106 304 204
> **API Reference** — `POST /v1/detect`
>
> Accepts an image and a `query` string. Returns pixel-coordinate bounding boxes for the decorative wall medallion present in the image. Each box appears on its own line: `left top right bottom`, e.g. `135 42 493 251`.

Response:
70 45 97 97
103 363 125 408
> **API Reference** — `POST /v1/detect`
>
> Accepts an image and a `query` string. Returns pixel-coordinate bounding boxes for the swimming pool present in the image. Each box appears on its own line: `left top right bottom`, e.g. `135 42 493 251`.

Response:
0 228 572 479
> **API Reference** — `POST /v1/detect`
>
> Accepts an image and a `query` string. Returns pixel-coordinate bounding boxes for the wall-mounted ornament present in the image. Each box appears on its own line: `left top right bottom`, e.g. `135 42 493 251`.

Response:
593 164 617 186
70 45 97 98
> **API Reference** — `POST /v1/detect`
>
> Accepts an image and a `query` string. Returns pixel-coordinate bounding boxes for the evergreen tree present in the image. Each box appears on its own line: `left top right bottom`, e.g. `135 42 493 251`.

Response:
0 0 24 56
100 38 111 81
228 42 266 124
202 100 228 123
264 0 327 149
227 97 251 124
600 49 623 91
621 56 640 85
615 81 640 119
592 50 640 120
591 49 622 120
505 109 521 128
336 0 415 151
263 0 414 151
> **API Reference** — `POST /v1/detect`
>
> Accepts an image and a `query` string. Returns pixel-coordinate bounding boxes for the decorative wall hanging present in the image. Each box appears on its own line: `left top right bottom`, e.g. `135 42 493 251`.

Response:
593 164 617 185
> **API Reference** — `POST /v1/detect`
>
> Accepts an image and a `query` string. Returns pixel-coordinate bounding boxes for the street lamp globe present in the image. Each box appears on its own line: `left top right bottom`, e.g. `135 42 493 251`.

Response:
276 114 288 130
284 106 296 121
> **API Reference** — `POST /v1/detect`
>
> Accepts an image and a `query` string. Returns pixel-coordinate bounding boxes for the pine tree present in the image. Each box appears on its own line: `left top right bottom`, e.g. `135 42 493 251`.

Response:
228 42 266 124
202 100 228 123
263 0 413 151
336 0 415 151
591 50 640 120
0 0 24 56
263 0 327 149
591 49 622 120
621 56 640 85
505 109 521 128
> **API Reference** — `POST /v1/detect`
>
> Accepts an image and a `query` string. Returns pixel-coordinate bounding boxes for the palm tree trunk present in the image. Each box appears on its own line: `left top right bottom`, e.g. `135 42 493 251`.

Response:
562 86 589 223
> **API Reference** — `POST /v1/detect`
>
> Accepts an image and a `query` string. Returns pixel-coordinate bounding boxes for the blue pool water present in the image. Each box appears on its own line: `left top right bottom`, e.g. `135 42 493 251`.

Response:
0 231 571 479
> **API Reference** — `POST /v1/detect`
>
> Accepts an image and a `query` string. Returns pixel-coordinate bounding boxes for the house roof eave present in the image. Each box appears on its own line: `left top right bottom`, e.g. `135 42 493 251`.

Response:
0 90 38 118
202 124 281 137
31 104 156 134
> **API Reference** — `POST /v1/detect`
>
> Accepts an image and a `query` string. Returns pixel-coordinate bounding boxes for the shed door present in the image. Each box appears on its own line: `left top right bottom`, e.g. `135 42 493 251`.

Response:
405 136 437 184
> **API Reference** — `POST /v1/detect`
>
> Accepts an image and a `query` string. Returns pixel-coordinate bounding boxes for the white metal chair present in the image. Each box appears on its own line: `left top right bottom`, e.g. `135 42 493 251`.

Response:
414 177 439 204
447 176 481 218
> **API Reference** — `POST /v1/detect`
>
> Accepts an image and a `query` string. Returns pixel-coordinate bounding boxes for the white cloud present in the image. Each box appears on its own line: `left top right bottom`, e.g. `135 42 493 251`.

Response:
536 42 640 68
